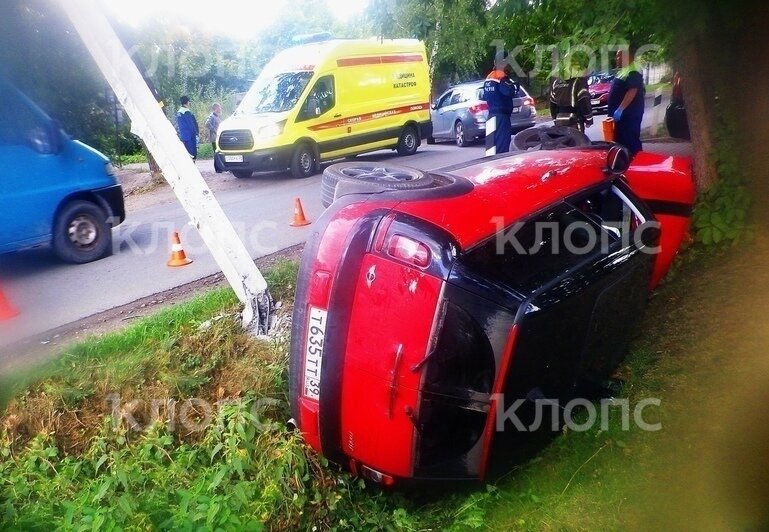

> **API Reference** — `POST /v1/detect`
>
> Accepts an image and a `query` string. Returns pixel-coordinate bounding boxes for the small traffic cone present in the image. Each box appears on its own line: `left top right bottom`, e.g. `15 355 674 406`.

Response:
290 198 311 227
167 232 193 267
0 283 19 321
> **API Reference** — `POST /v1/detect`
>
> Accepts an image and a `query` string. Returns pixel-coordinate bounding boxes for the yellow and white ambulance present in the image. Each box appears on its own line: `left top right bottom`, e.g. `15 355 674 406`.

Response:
216 38 432 178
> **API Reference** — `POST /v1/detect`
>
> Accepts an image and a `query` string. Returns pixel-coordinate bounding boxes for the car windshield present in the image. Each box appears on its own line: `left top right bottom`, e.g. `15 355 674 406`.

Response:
589 73 614 85
235 71 313 115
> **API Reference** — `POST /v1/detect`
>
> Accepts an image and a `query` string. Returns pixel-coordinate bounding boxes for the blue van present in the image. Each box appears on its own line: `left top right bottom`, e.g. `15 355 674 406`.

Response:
0 79 124 264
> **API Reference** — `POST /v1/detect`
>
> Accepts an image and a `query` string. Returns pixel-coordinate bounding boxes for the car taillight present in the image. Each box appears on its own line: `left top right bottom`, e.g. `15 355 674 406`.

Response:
523 97 534 106
360 465 395 486
387 235 431 268
468 102 488 115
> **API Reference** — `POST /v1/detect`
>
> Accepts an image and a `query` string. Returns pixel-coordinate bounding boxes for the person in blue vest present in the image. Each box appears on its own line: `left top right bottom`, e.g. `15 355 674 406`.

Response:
608 48 645 156
482 63 518 154
177 95 199 160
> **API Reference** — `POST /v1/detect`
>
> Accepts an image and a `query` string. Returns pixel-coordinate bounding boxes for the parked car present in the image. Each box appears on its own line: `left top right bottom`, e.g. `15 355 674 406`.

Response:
665 72 690 140
290 139 695 485
588 72 615 114
429 81 536 147
0 78 125 264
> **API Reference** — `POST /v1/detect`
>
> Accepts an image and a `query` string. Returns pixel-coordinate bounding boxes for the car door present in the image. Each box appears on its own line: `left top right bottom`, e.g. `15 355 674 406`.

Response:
0 83 64 251
431 90 453 138
565 181 656 382
295 75 348 158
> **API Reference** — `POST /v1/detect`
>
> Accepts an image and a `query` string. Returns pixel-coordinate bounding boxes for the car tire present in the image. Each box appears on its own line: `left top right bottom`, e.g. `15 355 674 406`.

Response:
396 125 419 156
53 200 112 264
291 143 317 179
232 170 252 179
321 162 435 208
454 120 469 148
513 126 591 151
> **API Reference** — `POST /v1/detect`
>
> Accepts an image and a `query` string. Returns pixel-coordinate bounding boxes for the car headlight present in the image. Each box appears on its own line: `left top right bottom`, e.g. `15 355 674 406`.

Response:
105 162 116 176
258 121 285 138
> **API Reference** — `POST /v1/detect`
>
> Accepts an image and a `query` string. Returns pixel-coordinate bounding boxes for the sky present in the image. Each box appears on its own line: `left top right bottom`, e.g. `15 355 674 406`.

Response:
100 0 370 38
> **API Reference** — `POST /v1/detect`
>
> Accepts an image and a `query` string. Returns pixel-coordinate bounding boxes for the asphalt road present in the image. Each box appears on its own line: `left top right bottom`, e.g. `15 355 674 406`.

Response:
0 144 488 349
0 94 671 350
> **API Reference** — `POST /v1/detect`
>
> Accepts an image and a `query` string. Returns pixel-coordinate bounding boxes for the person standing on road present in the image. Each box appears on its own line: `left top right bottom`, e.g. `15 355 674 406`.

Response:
482 63 518 154
549 74 593 132
205 102 223 173
608 48 645 156
176 95 199 161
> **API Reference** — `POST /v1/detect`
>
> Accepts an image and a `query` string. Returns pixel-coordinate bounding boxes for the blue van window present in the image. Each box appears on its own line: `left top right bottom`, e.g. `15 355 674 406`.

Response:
0 84 48 149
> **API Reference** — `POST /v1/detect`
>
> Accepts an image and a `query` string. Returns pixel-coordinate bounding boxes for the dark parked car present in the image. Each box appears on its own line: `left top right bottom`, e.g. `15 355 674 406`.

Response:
588 72 615 114
290 141 694 485
429 81 536 147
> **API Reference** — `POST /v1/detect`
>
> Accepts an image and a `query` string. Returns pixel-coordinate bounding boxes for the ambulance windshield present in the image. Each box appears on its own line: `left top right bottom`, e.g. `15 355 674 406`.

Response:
235 71 314 115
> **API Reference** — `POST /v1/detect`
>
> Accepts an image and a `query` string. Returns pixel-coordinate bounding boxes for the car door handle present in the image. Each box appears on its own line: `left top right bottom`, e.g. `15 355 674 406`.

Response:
334 113 342 118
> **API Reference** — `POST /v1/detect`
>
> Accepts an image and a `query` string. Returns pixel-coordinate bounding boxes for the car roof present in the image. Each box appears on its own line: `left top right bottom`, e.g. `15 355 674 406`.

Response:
394 148 612 250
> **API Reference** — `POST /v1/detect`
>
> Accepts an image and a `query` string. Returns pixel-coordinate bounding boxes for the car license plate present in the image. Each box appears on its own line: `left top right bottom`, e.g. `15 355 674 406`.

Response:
303 307 328 400
512 106 520 113
224 155 243 163
591 99 601 105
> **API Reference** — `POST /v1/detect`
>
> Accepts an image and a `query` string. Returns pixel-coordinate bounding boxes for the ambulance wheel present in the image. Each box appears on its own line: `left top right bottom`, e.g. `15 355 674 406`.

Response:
321 162 435 208
291 143 317 179
396 125 419 156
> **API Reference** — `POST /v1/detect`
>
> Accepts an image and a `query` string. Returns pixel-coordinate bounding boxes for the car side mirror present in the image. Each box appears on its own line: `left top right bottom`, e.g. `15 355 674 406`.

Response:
46 120 63 154
606 144 630 174
431 102 438 110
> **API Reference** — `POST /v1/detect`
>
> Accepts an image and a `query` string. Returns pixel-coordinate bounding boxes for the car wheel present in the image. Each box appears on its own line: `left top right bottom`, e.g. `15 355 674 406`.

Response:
53 200 112 264
454 121 468 147
232 170 252 179
291 143 317 179
321 162 435 208
396 125 419 156
513 126 591 151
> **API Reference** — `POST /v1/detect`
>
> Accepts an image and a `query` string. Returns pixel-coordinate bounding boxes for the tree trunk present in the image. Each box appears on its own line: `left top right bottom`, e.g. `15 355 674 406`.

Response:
143 142 162 178
676 39 717 190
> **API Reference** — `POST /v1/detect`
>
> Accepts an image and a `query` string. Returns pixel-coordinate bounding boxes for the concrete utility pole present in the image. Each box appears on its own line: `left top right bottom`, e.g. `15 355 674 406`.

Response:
59 0 272 334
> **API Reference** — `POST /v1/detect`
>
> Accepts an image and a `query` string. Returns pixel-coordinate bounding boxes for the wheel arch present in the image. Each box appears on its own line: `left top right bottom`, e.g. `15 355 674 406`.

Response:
52 191 113 235
293 137 320 167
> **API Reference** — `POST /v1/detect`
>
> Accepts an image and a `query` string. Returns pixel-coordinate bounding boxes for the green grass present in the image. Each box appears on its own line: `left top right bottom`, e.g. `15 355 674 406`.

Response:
115 143 215 167
0 242 756 530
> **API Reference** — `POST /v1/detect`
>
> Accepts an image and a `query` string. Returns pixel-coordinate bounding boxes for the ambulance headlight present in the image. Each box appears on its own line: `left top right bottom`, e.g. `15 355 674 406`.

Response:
257 121 285 138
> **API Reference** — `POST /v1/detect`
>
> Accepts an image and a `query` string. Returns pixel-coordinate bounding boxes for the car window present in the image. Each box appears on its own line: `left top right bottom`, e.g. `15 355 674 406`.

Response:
460 203 605 295
0 83 53 150
236 70 313 115
568 184 646 244
296 75 335 121
448 90 463 106
436 91 453 109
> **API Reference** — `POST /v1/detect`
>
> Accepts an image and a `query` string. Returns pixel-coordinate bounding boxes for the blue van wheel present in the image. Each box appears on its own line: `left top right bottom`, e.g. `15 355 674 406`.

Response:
53 200 112 264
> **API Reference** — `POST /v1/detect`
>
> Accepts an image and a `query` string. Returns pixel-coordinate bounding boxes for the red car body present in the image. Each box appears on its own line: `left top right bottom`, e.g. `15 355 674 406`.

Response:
290 145 694 485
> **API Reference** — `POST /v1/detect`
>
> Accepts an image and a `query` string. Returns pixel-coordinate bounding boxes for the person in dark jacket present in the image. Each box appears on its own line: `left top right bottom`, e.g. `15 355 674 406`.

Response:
549 75 593 132
177 95 199 160
481 63 518 154
608 48 645 156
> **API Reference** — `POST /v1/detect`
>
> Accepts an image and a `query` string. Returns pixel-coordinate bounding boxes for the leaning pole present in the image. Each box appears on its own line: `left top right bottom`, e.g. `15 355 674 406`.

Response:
59 0 272 334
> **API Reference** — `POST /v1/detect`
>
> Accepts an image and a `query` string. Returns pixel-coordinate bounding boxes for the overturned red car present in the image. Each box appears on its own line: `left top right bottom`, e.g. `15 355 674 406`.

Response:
290 142 694 485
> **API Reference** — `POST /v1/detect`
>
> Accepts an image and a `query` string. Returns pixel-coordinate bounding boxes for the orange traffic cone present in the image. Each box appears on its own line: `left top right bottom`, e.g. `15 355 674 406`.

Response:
290 198 311 227
167 232 193 267
0 283 19 321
